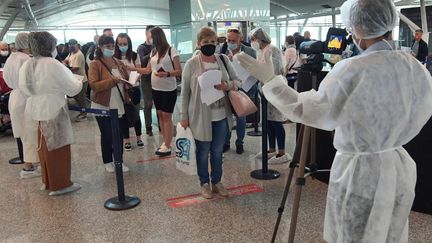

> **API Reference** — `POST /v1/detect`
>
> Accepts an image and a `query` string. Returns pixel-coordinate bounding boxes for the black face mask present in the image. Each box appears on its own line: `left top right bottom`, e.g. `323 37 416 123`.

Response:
200 44 216 56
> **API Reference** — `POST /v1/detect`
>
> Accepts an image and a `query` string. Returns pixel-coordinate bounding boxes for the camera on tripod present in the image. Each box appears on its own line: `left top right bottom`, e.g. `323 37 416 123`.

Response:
299 28 348 72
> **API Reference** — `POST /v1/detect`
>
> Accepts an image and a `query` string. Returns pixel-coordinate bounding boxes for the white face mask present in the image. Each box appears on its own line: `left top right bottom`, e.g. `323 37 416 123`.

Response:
353 38 364 53
51 49 57 58
0 50 9 57
251 41 260 51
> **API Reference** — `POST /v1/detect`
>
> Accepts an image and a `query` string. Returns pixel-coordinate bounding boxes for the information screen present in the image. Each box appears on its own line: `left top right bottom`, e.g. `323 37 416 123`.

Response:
327 35 343 50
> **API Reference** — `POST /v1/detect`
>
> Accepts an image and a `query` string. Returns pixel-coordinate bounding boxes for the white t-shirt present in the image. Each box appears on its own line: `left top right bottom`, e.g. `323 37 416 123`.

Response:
120 54 141 87
150 47 178 91
66 50 87 82
202 61 226 122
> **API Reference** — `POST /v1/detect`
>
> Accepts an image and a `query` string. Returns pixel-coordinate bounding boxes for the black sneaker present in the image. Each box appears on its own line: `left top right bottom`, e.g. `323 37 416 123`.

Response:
236 144 244 154
223 144 230 153
137 140 144 149
124 143 132 151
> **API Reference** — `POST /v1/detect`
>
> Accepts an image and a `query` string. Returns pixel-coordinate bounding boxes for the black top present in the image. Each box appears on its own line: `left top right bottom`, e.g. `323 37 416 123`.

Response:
0 54 10 68
137 42 153 82
412 39 429 63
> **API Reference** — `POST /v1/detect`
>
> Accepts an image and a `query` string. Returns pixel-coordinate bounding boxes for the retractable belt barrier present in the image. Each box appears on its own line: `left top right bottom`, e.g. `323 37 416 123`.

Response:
250 87 280 180
69 105 141 211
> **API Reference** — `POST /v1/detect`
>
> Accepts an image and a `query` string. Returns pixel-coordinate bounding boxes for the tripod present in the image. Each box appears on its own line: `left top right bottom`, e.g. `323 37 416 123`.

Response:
271 72 330 243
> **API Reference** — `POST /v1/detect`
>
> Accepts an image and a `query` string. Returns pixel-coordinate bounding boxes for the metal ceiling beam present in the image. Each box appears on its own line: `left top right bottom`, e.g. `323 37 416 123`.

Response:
270 1 301 15
23 0 38 26
0 0 14 16
0 10 21 40
271 9 340 22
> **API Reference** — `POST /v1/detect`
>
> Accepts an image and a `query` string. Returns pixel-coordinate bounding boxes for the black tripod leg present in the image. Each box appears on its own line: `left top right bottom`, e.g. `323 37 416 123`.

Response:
271 125 305 243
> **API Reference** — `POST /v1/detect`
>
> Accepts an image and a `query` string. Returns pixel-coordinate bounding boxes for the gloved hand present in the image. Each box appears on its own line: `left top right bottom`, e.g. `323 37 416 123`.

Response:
237 51 276 84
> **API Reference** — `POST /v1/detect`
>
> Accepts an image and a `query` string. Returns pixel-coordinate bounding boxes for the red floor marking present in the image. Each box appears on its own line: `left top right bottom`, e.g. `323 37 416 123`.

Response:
136 155 175 164
166 183 264 208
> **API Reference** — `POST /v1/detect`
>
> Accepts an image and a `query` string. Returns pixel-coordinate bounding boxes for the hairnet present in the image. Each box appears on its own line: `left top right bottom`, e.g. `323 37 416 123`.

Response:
15 32 29 50
29 31 57 57
340 0 398 39
249 27 271 44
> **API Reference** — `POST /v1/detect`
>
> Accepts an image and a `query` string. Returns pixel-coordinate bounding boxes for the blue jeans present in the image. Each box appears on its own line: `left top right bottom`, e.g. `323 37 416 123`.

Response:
268 120 285 150
225 85 258 146
195 118 228 185
225 116 246 146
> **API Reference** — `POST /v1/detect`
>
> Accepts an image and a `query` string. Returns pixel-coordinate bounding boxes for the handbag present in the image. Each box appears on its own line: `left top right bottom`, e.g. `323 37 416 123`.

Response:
228 87 258 117
218 55 258 117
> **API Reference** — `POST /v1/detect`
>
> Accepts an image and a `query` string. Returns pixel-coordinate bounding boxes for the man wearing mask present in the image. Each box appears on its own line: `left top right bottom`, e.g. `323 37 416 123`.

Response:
64 39 89 122
216 33 227 54
137 25 155 136
0 41 10 67
237 0 432 241
219 28 256 154
411 29 428 63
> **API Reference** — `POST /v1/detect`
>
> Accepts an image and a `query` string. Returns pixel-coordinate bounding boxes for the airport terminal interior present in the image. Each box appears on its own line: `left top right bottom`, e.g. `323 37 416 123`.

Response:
1 0 432 242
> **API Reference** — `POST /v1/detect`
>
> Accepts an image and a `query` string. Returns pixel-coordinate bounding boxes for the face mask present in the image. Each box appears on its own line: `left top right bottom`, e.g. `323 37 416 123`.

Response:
0 50 9 57
353 38 364 53
149 39 153 45
69 46 76 53
51 49 57 58
119 45 128 53
103 49 114 58
251 41 260 51
200 44 216 57
94 41 98 45
227 43 238 51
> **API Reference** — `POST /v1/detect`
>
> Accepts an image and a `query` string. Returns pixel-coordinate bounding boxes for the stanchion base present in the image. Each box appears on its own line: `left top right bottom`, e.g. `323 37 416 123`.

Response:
104 195 141 211
250 169 280 180
9 157 23 165
247 131 262 137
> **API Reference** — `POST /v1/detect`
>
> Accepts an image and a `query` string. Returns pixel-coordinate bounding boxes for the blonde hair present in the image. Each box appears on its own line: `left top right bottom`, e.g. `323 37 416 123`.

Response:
197 27 217 42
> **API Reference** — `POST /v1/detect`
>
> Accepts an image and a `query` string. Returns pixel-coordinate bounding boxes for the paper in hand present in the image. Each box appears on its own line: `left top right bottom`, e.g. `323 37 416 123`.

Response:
197 70 224 105
124 71 139 86
73 74 85 83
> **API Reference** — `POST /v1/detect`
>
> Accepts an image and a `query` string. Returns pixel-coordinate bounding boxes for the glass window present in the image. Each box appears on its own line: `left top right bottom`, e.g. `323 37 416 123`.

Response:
64 29 96 44
127 29 146 52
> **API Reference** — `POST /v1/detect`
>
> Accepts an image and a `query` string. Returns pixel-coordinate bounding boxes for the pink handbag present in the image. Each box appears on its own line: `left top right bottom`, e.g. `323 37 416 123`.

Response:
229 90 258 117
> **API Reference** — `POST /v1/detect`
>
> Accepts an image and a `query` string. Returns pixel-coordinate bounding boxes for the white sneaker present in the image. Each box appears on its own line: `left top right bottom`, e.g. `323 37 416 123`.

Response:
104 162 115 173
268 154 292 164
48 183 81 196
20 167 41 179
40 184 47 191
156 143 172 157
104 162 129 173
255 151 278 159
122 164 130 172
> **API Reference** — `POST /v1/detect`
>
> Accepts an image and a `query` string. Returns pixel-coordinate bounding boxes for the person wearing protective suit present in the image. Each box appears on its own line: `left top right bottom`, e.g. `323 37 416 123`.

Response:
3 32 41 179
237 0 432 242
19 32 82 196
249 27 292 164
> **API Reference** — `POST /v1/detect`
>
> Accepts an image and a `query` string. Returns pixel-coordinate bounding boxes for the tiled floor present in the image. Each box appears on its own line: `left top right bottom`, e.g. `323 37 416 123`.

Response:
0 107 431 243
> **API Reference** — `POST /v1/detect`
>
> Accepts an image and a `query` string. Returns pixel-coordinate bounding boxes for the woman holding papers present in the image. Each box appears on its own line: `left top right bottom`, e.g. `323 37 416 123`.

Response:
180 27 238 199
114 33 144 151
249 28 292 165
88 35 131 173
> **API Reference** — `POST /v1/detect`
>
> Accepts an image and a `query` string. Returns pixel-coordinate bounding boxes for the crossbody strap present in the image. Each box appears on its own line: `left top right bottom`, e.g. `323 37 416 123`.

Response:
99 58 125 103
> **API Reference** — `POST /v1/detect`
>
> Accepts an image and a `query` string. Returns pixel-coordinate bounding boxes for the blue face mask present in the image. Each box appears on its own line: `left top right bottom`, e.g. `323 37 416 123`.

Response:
227 43 238 51
119 45 128 53
69 46 76 53
103 49 114 57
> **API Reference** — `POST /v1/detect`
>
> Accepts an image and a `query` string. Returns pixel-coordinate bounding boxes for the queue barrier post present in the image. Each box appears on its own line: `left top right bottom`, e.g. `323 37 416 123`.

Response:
247 83 262 137
68 106 141 210
250 88 280 180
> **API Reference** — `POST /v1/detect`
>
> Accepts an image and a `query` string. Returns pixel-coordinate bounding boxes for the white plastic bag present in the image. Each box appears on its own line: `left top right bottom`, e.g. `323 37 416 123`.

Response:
175 123 197 175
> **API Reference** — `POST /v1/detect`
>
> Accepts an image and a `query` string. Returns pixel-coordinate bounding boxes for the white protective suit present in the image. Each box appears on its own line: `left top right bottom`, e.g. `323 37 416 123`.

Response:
19 57 82 151
3 52 30 138
261 41 432 242
257 44 287 122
